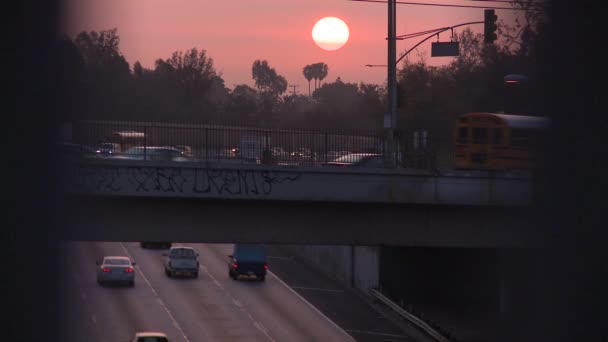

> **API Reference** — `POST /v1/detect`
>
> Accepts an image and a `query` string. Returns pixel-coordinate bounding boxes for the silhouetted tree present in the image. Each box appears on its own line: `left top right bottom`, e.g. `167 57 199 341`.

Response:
165 48 217 87
277 94 316 128
303 65 314 96
74 28 131 80
73 28 133 120
315 62 329 88
139 48 227 123
311 77 361 129
308 62 329 90
133 61 144 79
251 60 288 126
56 36 85 122
226 85 258 125
252 60 288 97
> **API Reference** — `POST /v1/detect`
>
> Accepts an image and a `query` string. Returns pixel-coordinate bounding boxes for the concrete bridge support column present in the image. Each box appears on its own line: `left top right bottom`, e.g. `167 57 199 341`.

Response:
280 245 379 292
493 248 542 342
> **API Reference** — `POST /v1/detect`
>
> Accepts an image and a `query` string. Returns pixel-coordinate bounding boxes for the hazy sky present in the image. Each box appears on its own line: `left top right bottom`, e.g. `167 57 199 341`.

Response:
63 0 522 92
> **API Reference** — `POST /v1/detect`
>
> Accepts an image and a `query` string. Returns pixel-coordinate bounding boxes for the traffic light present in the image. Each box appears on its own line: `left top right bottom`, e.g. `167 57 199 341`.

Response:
484 9 498 44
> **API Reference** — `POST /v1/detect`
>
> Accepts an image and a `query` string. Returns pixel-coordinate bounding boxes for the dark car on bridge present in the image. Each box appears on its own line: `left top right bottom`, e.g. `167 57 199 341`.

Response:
58 142 101 161
228 244 268 281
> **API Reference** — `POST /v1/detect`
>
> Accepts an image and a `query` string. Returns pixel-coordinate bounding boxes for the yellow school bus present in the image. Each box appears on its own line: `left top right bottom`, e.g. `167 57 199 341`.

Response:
454 112 550 170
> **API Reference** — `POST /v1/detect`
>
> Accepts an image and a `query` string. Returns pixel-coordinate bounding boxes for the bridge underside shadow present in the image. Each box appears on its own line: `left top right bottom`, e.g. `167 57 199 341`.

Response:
60 195 539 247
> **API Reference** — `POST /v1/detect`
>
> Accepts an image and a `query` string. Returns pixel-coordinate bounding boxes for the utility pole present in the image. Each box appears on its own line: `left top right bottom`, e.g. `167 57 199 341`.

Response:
289 84 299 96
386 0 397 168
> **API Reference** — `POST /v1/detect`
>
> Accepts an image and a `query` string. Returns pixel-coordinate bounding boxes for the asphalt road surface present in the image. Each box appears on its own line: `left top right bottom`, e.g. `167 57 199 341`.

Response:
58 241 424 342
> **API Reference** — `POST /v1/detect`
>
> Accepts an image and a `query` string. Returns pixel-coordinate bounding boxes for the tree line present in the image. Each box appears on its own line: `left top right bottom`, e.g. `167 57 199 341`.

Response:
58 4 546 157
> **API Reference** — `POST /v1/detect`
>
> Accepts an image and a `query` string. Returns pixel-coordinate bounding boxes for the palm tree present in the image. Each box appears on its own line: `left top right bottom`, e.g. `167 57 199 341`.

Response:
311 62 329 91
303 65 314 96
318 63 328 88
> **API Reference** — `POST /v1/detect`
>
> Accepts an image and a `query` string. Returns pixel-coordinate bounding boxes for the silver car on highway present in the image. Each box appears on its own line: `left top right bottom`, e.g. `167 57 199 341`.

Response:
96 256 136 287
163 247 199 278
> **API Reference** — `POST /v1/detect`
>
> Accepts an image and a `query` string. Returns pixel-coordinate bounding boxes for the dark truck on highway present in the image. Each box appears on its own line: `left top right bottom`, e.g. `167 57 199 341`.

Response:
228 244 268 281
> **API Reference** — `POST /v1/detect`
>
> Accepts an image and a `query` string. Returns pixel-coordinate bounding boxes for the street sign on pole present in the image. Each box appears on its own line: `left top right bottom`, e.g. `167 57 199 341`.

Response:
431 42 459 57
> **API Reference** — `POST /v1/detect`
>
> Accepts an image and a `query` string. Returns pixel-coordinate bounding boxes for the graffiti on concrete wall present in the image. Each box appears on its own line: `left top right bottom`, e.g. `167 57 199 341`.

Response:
69 164 123 192
68 164 301 196
127 167 188 193
193 168 301 195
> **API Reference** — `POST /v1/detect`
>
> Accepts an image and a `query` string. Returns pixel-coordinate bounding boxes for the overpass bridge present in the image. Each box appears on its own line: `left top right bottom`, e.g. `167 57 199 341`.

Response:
60 158 538 247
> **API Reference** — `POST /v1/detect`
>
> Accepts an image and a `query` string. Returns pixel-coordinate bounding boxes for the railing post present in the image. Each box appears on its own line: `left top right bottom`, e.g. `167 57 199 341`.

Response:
203 127 208 162
324 132 328 163
143 125 148 161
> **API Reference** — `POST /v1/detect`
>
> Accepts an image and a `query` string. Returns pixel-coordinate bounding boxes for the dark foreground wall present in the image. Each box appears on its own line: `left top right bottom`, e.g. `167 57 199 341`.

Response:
3 1 603 341
3 0 63 339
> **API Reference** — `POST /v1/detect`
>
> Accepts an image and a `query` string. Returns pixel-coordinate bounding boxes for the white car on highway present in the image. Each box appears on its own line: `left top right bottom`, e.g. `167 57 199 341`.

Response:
96 256 136 287
132 332 169 342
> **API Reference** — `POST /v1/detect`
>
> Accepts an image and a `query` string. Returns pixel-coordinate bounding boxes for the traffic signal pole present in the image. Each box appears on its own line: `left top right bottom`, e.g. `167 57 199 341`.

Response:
381 6 495 167
386 0 397 167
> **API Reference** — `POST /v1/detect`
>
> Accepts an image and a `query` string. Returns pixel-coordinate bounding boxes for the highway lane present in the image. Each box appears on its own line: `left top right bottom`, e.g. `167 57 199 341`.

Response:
59 241 188 342
58 241 355 342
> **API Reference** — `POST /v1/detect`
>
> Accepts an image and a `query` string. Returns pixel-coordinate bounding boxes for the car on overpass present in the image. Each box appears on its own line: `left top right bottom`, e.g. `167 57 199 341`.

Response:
174 144 193 157
96 256 136 287
58 142 101 161
163 246 199 278
116 146 192 162
131 332 169 342
325 150 351 161
322 153 385 168
95 142 121 156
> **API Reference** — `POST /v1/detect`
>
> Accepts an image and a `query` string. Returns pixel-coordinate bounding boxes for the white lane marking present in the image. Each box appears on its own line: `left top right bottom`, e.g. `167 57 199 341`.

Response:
254 321 268 334
345 330 408 338
202 265 275 342
268 271 356 341
291 286 344 293
119 242 191 342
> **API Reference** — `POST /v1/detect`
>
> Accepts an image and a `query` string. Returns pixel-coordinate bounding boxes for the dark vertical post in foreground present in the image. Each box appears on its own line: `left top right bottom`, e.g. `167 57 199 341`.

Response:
386 0 397 167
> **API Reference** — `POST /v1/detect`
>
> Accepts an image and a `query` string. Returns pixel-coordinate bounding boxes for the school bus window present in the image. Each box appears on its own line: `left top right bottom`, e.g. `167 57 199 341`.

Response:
472 128 488 144
493 128 502 145
457 127 468 144
510 129 529 148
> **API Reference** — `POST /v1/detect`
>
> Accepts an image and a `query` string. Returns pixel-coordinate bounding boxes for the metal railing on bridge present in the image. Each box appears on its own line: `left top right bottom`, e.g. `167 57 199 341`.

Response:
63 120 436 169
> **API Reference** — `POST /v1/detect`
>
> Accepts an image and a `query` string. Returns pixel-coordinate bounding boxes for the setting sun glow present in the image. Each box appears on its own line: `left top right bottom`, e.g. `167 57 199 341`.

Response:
312 17 349 51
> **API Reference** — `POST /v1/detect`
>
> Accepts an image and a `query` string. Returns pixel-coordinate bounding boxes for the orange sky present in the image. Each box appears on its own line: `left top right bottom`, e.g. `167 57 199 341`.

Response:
62 0 522 92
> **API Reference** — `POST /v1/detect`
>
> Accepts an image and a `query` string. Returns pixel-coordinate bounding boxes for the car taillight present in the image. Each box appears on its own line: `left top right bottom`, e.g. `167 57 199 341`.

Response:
232 262 238 269
124 268 133 273
102 267 111 273
264 264 268 270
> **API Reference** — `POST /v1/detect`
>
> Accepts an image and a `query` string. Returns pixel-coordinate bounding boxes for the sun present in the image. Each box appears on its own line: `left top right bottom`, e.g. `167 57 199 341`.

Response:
312 17 349 51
